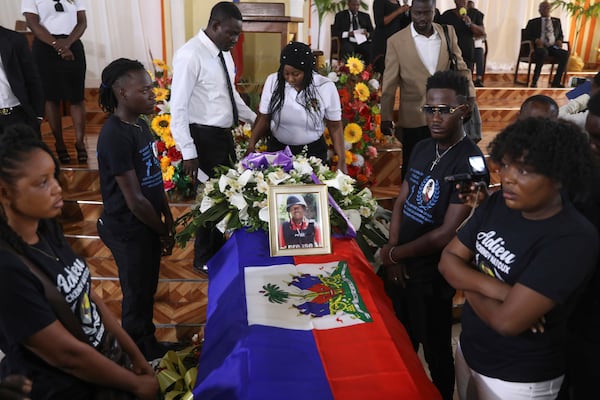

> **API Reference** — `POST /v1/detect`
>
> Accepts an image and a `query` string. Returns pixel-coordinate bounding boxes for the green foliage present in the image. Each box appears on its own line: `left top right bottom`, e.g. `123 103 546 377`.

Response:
261 283 290 304
551 0 600 49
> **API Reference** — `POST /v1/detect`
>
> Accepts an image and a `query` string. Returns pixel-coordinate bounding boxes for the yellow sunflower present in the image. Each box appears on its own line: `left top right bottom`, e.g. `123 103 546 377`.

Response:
160 156 171 171
152 59 169 71
353 82 370 102
344 123 363 144
153 87 170 102
323 127 333 146
346 56 364 75
151 114 171 137
162 134 176 149
345 150 354 164
163 165 175 182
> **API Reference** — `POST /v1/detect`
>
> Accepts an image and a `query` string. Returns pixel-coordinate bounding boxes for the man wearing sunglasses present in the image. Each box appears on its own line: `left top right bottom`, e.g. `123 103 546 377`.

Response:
380 71 488 400
381 0 475 180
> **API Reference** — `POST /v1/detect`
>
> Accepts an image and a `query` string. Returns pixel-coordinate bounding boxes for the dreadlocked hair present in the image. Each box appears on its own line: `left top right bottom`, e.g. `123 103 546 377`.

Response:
269 44 321 130
0 124 62 255
98 58 146 113
488 117 596 203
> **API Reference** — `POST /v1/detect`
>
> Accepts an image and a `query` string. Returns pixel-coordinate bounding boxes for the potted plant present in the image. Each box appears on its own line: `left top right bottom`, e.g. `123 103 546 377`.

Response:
551 0 600 71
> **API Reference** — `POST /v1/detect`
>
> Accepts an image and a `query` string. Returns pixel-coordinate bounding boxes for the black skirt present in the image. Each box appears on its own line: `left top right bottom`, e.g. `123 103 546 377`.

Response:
32 35 86 102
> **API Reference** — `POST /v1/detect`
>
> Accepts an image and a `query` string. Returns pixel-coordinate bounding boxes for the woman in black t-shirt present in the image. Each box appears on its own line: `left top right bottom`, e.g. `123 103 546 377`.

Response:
0 125 159 399
439 118 599 400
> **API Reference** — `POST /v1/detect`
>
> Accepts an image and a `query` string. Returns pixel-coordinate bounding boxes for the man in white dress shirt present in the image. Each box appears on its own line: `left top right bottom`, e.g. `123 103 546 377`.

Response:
170 1 256 273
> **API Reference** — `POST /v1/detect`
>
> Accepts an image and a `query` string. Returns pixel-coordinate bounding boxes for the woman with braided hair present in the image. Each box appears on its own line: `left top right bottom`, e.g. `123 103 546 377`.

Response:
0 124 159 399
97 58 175 361
247 41 347 172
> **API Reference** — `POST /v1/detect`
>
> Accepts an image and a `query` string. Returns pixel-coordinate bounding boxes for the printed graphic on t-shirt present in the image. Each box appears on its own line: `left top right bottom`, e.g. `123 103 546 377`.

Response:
474 230 517 281
403 169 440 225
56 259 104 346
140 141 163 189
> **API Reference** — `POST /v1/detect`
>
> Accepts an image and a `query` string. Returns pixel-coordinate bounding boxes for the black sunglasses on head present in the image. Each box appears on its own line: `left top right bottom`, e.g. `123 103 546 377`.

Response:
420 104 463 115
54 0 64 12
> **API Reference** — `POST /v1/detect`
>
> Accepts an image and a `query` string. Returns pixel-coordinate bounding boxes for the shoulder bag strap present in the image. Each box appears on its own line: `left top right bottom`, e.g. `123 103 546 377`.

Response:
0 240 89 343
442 24 457 70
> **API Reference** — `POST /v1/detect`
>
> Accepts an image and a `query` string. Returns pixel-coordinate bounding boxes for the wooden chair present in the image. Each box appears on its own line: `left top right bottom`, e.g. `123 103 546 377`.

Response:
513 29 570 86
330 25 341 65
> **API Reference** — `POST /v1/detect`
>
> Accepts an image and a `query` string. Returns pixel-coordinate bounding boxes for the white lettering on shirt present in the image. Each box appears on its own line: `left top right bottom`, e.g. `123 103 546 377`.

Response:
475 231 516 274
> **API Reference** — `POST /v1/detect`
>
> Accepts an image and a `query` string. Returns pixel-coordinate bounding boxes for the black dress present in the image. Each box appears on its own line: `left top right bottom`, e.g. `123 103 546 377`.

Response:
372 0 410 73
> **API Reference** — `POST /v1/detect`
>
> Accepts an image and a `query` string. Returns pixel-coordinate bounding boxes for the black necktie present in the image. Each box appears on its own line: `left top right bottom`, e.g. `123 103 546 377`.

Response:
218 51 239 126
352 13 359 31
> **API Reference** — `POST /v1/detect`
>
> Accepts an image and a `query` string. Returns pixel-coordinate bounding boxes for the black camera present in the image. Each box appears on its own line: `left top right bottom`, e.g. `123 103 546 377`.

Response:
444 155 487 193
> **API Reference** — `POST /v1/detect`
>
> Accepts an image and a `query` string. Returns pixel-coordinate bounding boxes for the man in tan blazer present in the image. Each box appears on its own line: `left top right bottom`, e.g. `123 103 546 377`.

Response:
381 0 475 179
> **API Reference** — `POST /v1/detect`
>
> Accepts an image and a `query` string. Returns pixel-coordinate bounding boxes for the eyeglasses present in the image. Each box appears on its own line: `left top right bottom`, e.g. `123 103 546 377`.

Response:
420 104 463 115
54 0 64 12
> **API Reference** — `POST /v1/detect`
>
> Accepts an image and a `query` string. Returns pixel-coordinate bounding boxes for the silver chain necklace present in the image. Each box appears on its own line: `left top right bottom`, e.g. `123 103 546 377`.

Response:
430 133 466 171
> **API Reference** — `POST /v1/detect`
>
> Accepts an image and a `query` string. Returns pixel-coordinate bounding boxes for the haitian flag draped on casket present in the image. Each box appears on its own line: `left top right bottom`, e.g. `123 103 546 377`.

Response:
193 230 441 400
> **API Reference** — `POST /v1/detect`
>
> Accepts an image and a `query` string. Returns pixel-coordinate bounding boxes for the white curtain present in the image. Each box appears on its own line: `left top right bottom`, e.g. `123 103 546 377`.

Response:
0 0 164 87
309 0 571 71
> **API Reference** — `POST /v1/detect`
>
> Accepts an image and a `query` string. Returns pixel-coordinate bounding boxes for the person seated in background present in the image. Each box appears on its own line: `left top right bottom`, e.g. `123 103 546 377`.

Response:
524 1 569 88
248 41 346 172
279 195 322 249
332 0 374 63
519 94 559 120
559 71 600 132
466 1 486 87
440 117 598 400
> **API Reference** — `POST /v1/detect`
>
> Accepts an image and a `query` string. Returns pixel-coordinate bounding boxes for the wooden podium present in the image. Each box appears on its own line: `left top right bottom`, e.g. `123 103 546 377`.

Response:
236 2 303 49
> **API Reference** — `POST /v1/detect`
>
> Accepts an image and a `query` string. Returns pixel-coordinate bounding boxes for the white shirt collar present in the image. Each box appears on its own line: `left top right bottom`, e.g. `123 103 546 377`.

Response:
197 29 220 58
410 22 439 40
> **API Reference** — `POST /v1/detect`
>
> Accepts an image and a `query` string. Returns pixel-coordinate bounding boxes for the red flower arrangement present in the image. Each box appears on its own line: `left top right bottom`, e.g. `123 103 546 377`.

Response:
321 56 388 187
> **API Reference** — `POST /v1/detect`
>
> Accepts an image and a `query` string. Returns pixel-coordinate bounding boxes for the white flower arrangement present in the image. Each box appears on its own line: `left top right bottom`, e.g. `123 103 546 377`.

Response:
175 151 386 251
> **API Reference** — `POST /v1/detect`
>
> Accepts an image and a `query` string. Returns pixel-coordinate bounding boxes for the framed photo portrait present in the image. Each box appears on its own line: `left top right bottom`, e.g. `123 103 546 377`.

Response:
268 185 331 257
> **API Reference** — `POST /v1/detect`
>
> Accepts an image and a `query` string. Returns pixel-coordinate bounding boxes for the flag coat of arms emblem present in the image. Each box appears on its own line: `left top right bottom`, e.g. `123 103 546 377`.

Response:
193 230 441 400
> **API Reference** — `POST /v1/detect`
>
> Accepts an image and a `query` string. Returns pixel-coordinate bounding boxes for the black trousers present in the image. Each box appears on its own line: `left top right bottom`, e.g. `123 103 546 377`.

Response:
190 124 234 266
395 125 431 181
532 45 569 86
97 218 160 355
386 274 456 400
0 106 41 138
340 39 372 64
474 47 485 79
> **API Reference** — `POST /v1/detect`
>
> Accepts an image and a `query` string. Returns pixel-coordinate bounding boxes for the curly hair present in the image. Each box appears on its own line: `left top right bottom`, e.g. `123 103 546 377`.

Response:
426 70 469 99
98 58 146 114
0 124 63 254
488 117 595 202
